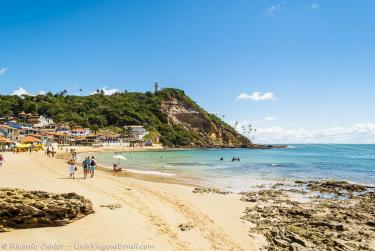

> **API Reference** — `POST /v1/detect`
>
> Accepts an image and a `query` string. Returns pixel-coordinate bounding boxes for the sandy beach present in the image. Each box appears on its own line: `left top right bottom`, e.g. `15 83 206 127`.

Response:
0 148 264 251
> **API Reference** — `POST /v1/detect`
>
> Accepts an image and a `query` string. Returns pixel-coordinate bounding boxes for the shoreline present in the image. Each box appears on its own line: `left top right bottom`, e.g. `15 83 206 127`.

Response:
69 145 375 192
1 146 374 250
58 145 204 189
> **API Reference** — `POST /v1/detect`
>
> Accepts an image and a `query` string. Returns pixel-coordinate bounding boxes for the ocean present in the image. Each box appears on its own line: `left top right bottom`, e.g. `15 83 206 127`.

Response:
83 144 375 192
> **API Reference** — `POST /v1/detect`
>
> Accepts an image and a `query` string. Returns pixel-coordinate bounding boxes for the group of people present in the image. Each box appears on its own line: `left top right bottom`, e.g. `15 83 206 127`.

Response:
219 157 241 161
46 146 56 157
67 151 97 179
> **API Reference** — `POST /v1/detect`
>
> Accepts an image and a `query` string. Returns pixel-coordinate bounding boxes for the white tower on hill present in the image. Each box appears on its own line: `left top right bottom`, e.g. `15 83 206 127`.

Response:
154 82 160 93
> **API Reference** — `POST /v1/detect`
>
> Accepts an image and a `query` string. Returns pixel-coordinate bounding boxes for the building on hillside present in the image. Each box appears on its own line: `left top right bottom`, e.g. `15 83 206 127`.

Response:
53 133 70 145
0 124 21 141
17 112 27 122
124 126 148 140
28 132 53 145
26 114 40 125
20 127 40 136
79 134 102 146
56 125 70 134
17 112 40 125
0 117 16 124
70 128 90 137
32 116 54 127
98 132 121 144
5 121 22 129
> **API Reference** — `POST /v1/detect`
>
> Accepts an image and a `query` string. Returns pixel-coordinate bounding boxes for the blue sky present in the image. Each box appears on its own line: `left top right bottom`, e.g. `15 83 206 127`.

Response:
1 0 375 143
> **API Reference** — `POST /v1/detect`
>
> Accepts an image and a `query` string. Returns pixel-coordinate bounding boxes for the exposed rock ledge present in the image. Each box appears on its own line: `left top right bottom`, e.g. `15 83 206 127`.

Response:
0 188 94 232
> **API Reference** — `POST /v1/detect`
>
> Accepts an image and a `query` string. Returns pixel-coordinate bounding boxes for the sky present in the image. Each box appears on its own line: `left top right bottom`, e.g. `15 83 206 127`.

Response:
0 0 375 143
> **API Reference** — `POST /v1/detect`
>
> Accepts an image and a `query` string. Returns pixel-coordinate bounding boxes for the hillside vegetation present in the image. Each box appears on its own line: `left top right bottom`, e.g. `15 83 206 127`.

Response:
0 89 251 147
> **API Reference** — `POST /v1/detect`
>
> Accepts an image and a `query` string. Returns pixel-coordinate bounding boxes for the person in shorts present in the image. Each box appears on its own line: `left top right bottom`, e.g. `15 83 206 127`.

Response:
89 156 96 178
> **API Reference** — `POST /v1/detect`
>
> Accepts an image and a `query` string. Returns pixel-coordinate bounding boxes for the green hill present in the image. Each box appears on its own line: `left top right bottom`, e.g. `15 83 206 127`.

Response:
0 88 251 147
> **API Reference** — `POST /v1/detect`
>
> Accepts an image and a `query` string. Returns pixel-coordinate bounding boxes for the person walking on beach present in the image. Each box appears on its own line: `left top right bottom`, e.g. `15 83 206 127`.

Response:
72 151 77 161
89 156 96 178
0 154 4 167
82 157 90 179
68 159 76 179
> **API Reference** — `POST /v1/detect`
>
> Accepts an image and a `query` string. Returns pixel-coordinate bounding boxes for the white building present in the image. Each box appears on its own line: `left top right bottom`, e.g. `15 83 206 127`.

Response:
33 116 54 127
125 126 148 140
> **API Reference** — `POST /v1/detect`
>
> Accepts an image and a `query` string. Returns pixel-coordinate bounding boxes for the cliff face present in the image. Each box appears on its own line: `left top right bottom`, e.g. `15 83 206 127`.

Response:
159 91 251 148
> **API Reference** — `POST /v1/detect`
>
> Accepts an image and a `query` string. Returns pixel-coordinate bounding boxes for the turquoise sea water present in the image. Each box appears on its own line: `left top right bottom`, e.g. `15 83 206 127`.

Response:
87 144 375 192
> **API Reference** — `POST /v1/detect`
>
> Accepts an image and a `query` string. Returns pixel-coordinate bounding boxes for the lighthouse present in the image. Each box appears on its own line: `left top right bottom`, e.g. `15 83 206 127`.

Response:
154 82 160 93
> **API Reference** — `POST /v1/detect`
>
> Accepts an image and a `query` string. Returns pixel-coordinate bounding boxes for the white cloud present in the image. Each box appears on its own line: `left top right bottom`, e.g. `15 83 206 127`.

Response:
91 86 119 95
0 68 7 75
232 122 375 144
236 92 276 101
266 3 284 16
12 87 31 96
264 116 276 121
312 2 320 9
38 90 46 95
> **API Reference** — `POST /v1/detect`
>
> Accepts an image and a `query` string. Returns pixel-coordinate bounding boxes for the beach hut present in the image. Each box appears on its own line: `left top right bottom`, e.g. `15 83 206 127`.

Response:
0 136 11 151
21 135 42 144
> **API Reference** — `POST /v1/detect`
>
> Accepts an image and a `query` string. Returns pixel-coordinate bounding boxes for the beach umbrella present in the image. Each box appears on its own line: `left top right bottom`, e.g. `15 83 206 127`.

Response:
112 155 127 166
113 155 127 160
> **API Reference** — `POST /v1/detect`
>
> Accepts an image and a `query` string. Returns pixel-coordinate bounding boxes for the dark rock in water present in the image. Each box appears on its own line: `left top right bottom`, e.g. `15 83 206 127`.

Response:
302 180 370 196
0 188 94 232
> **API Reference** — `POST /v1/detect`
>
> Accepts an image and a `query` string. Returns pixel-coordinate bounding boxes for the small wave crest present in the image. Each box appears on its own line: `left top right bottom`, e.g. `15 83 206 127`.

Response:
125 169 176 177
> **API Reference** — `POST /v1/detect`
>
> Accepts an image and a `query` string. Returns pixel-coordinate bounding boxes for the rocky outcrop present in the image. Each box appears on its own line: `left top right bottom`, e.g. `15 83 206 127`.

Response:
192 187 231 195
240 181 375 250
0 188 94 232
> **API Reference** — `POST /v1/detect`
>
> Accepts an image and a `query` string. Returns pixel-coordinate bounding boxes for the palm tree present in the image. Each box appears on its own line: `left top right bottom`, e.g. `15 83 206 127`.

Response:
234 121 239 131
